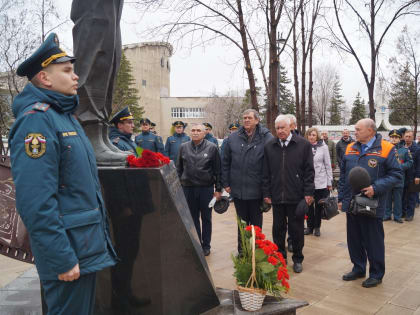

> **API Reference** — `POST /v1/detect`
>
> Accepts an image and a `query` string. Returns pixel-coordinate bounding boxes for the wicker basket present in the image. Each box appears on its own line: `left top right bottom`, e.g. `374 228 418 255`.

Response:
237 285 267 311
237 225 267 311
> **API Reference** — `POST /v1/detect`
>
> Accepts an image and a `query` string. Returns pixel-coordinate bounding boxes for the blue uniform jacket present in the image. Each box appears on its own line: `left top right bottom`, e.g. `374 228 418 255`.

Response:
394 143 413 188
135 131 164 153
220 137 228 159
164 132 191 162
205 133 218 146
338 134 403 218
402 143 420 184
9 83 117 280
109 127 137 155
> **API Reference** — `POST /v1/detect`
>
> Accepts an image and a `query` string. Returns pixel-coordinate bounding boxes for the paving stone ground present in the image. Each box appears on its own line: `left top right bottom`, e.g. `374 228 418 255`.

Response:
1 204 419 315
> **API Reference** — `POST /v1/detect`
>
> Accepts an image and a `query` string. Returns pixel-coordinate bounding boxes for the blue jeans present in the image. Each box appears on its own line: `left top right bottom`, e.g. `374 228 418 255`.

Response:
385 187 403 220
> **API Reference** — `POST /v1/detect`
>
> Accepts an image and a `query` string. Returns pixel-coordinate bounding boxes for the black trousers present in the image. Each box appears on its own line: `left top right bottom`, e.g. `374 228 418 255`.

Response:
183 186 214 250
346 213 385 280
273 204 304 263
307 188 329 229
233 198 263 253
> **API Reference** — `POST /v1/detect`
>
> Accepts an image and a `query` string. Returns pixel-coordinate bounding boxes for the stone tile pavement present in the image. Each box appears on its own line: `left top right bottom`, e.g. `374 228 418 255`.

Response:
1 204 419 314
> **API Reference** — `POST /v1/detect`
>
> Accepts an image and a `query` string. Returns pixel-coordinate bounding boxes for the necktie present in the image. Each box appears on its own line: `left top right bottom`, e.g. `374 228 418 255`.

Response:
281 140 286 147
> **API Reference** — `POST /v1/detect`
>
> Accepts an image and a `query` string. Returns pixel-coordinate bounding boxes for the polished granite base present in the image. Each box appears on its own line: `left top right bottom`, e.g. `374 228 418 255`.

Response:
96 164 220 314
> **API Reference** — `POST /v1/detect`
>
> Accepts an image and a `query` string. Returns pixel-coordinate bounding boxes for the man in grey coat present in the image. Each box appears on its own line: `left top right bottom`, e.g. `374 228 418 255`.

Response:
222 109 273 253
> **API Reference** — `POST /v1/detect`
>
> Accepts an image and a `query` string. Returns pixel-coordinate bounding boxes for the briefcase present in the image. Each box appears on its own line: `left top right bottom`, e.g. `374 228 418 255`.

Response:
350 194 378 217
408 180 420 192
319 196 339 220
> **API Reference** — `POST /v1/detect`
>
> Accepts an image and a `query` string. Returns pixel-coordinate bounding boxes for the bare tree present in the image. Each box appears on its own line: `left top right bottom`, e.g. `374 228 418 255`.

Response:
313 64 338 125
389 25 420 135
330 0 420 120
31 0 68 42
204 91 245 138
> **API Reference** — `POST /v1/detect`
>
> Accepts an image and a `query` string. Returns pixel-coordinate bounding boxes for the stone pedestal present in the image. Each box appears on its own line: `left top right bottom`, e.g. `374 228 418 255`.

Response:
95 164 220 315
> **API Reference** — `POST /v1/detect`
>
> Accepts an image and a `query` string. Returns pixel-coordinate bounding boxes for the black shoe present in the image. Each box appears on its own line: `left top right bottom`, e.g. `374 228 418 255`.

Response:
405 216 413 221
304 228 313 235
342 271 365 281
293 263 303 273
362 278 382 288
314 228 321 237
287 243 293 253
383 217 391 221
203 248 211 256
394 218 403 223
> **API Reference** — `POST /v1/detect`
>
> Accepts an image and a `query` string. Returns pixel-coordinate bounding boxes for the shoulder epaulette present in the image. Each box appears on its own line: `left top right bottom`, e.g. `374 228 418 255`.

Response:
33 103 50 112
112 137 120 144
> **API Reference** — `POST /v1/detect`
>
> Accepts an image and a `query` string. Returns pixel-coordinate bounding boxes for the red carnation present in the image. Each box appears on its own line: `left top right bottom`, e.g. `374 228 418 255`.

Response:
268 256 279 266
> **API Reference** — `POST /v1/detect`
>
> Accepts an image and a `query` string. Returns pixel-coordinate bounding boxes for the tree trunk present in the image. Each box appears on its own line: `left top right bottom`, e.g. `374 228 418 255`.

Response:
292 4 300 131
308 39 314 127
266 0 278 134
237 0 259 111
300 8 307 133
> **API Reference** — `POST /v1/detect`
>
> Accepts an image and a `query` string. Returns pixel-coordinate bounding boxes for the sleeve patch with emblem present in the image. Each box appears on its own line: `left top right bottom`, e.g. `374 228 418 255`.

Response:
25 133 46 158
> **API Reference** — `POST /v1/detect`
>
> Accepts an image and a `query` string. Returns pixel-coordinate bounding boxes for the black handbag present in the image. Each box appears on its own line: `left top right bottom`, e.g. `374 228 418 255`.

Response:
319 196 339 220
350 194 378 217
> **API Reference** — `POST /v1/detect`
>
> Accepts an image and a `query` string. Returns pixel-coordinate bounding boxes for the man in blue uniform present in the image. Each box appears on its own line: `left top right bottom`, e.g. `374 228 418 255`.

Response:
401 129 420 221
220 123 240 158
9 33 117 314
151 122 165 153
135 118 164 153
338 119 402 288
203 122 219 146
165 121 190 163
384 129 413 223
109 106 137 155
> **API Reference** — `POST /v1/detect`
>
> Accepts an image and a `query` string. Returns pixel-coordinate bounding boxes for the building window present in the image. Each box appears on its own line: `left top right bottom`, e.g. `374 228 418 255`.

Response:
161 58 164 67
171 107 205 118
142 80 146 87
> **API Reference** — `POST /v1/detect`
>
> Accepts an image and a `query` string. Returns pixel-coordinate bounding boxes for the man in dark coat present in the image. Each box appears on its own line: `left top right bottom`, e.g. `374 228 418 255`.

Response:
164 121 190 163
9 33 117 314
262 115 314 273
135 118 164 153
222 109 273 253
108 107 137 155
338 119 402 288
177 123 222 256
336 129 353 167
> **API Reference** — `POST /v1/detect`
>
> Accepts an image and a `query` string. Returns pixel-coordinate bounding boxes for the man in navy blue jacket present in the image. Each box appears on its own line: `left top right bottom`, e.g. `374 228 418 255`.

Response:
9 33 117 315
401 130 420 221
109 107 137 155
338 119 402 288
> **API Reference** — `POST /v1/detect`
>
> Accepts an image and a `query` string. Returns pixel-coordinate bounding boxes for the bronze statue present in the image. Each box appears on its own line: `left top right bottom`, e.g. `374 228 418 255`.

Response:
71 0 128 165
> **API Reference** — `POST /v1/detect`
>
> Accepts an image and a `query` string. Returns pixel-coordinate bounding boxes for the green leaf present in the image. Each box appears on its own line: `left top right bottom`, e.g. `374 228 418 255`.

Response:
258 261 275 274
136 146 144 157
255 248 266 263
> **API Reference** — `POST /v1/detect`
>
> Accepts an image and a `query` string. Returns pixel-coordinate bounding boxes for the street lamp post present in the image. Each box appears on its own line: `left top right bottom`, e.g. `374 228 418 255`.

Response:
277 32 286 114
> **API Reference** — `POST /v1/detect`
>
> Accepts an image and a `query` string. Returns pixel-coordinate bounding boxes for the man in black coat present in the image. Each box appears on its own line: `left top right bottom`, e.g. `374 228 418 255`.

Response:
336 129 353 167
222 109 273 253
262 115 315 273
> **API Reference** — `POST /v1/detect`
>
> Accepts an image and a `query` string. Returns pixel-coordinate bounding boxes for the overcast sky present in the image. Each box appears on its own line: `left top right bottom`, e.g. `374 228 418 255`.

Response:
54 1 417 108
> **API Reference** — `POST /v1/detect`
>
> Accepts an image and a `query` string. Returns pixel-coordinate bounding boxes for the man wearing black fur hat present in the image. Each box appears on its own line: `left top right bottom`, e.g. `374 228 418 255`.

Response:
338 119 402 288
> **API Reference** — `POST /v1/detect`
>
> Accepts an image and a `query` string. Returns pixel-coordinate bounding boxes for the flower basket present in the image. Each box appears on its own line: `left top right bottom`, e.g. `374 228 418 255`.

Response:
237 285 267 311
232 219 290 311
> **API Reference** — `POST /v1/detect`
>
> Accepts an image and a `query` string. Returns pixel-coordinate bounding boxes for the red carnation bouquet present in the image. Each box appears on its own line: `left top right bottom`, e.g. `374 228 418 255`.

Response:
232 218 290 299
126 147 170 168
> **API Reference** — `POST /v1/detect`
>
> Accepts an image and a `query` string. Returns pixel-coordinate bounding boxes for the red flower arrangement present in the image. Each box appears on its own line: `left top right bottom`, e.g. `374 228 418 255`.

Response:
232 220 290 297
126 148 170 168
